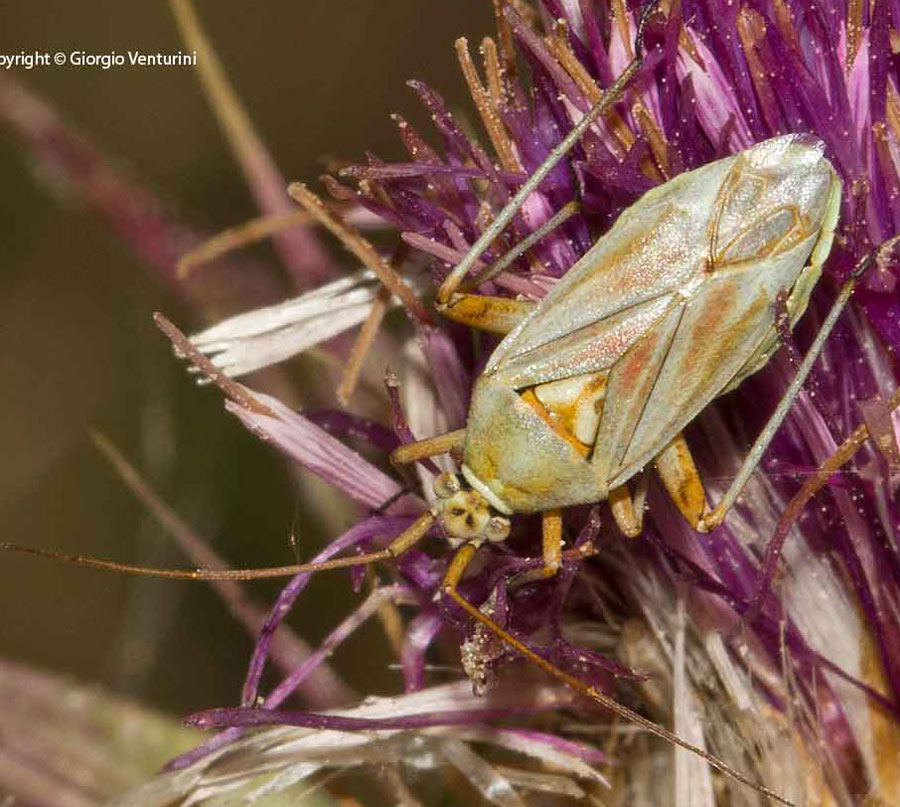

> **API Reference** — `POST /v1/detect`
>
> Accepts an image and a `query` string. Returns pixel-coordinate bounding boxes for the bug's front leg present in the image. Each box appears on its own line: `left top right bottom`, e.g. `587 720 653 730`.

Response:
440 532 793 806
391 428 467 466
437 294 534 335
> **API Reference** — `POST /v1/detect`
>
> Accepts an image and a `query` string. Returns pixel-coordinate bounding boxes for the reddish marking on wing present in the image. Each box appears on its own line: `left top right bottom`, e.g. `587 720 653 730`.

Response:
694 282 733 335
617 325 664 391
596 207 691 298
506 203 696 362
491 295 673 390
594 307 681 475
678 280 767 390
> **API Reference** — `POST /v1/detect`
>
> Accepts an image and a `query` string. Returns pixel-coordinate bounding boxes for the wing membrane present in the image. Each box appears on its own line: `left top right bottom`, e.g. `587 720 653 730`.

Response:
491 294 674 389
479 135 838 493
486 158 735 375
605 271 773 486
486 159 736 384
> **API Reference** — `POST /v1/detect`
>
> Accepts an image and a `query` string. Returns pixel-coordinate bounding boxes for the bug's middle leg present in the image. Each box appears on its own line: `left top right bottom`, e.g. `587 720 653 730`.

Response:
509 509 563 587
608 477 649 537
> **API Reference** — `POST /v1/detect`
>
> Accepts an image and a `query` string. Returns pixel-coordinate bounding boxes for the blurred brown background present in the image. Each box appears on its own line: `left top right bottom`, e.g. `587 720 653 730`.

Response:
0 0 492 716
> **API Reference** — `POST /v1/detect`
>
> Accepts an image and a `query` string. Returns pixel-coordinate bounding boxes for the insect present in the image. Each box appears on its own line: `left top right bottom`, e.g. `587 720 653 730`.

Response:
5 2 897 803
413 133 841 543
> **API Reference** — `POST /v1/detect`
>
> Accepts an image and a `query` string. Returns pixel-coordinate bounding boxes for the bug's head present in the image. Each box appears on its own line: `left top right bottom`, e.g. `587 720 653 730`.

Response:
431 472 511 547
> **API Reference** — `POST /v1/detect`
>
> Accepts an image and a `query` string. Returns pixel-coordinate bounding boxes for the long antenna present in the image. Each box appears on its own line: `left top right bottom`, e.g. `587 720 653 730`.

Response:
436 0 660 303
0 512 435 581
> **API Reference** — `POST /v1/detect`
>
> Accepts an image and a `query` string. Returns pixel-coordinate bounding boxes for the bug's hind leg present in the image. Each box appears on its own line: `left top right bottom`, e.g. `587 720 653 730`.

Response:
697 234 900 533
654 433 711 529
608 433 708 536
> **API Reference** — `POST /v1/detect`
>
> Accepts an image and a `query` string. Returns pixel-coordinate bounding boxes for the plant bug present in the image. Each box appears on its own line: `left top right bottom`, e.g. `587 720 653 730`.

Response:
5 1 900 803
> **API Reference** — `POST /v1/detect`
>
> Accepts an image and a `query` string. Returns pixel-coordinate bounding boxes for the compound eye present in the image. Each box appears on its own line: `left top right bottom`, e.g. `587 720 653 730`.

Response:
484 515 511 543
433 472 461 499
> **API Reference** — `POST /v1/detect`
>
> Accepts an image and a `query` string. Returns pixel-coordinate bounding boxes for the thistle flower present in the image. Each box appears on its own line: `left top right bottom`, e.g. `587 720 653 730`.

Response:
7 0 900 805
169 0 900 802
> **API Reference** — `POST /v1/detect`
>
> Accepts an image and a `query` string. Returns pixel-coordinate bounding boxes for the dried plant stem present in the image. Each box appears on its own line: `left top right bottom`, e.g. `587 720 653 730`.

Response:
336 287 391 406
167 0 331 281
287 183 432 323
546 20 636 158
455 38 520 172
91 432 354 707
632 101 670 179
481 38 507 110
491 0 518 84
153 312 275 417
176 210 314 278
168 0 259 169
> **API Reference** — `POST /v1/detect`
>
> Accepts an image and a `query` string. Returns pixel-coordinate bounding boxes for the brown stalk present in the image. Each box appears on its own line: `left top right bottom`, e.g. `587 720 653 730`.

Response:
167 0 331 281
491 0 519 83
153 312 276 417
481 38 508 111
771 0 801 52
336 287 392 406
287 183 432 323
847 0 864 67
546 20 636 159
455 37 521 173
886 81 900 146
612 0 636 60
631 101 669 180
176 210 314 278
